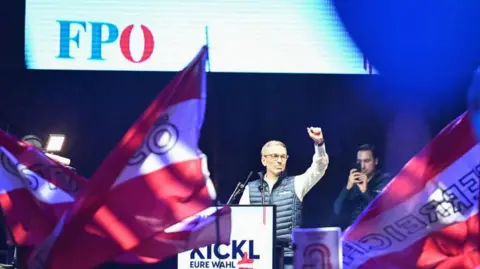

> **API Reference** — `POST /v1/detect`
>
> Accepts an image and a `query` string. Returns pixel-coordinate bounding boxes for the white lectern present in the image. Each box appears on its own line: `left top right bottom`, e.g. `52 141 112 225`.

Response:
178 205 276 269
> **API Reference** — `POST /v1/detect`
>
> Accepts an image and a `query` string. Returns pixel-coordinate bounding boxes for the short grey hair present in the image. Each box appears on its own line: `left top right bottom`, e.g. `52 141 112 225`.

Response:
261 140 287 156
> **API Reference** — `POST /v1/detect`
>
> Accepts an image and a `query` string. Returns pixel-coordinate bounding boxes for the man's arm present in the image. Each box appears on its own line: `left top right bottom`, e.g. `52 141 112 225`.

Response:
238 185 251 205
333 183 360 215
333 187 350 216
294 143 329 201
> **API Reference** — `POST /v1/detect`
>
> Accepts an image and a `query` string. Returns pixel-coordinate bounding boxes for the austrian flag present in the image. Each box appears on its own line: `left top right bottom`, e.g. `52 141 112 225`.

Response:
28 46 231 269
342 112 480 269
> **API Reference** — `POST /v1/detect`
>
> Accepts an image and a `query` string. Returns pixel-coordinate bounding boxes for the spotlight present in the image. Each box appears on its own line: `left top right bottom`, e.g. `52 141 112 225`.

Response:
45 134 65 153
45 134 71 166
21 133 71 166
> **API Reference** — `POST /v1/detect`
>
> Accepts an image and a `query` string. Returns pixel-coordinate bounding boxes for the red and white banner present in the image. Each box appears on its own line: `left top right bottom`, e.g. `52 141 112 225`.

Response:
0 131 86 247
26 45 231 269
342 112 480 268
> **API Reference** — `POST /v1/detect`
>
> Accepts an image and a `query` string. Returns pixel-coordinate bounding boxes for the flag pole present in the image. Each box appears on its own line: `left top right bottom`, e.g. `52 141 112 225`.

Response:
205 26 211 72
204 25 221 245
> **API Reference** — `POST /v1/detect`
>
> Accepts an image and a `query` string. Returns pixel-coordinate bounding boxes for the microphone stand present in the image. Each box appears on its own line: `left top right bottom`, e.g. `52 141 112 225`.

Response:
226 171 254 205
258 172 265 205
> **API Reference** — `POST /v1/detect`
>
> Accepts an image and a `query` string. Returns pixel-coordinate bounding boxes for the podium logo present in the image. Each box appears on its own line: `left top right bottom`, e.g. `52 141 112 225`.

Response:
237 252 255 269
302 243 332 269
189 240 260 268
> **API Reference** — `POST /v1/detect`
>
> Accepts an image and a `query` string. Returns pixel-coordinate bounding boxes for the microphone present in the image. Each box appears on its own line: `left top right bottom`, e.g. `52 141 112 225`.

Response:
258 172 265 205
226 171 254 205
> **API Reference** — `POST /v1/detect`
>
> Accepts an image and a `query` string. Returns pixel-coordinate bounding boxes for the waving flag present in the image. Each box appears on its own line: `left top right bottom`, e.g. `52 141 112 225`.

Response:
0 131 86 247
115 205 232 264
29 46 231 269
342 112 480 269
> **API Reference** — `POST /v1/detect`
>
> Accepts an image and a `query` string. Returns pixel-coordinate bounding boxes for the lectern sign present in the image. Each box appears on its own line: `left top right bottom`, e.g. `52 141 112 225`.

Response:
292 227 342 269
178 206 275 269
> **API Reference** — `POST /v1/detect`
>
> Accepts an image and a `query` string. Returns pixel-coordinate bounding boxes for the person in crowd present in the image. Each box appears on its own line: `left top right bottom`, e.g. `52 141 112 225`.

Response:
333 143 391 229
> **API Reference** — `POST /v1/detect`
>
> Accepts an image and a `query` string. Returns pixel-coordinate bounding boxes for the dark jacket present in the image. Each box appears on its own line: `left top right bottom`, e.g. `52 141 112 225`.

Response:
248 176 302 256
333 171 391 229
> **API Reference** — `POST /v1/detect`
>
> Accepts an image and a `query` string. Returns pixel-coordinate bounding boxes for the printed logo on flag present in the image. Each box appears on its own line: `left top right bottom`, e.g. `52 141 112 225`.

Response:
128 114 179 166
0 148 81 196
1 151 40 190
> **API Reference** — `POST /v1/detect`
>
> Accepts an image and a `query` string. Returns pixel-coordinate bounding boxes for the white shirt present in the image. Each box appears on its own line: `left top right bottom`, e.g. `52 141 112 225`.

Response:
239 143 329 204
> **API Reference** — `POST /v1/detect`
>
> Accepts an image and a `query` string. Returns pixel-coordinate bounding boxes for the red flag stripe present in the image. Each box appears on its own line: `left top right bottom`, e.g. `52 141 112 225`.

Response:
0 191 53 245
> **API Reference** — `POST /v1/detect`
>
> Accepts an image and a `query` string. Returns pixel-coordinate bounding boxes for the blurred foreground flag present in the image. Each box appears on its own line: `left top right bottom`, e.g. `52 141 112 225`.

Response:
29 46 232 269
0 130 86 247
342 112 479 269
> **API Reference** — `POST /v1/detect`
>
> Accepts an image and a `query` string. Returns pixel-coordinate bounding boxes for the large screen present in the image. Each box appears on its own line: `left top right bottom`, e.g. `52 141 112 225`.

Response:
25 0 375 74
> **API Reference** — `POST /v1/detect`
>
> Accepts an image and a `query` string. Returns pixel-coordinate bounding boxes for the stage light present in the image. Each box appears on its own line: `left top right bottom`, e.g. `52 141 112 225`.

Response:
21 133 72 166
45 134 65 152
21 134 44 149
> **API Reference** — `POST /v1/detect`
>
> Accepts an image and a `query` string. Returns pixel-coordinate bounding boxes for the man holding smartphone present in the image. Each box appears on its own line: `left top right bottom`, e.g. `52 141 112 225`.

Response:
332 144 391 229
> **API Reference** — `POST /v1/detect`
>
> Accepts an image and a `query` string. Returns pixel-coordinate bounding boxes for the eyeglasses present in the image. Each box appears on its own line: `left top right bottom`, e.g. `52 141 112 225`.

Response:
264 154 289 161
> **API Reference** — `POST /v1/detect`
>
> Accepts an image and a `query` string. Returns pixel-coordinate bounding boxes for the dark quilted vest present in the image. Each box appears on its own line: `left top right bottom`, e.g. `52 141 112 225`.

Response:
248 176 302 256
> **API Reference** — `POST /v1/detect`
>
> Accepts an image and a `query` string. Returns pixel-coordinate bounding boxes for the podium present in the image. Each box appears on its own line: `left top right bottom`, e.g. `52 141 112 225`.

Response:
178 205 277 269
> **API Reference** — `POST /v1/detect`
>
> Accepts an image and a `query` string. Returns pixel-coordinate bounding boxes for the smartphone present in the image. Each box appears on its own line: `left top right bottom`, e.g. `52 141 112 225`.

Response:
354 162 362 173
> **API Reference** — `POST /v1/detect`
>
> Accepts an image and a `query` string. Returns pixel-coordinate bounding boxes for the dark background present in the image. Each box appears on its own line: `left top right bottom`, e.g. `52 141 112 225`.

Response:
0 1 475 268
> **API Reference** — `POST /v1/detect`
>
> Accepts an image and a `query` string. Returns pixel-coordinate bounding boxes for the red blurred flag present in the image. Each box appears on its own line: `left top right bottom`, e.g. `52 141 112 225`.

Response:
342 112 480 268
29 46 231 269
0 131 87 246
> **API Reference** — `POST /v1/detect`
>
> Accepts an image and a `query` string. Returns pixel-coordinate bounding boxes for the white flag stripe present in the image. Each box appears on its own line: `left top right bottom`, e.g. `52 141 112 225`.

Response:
200 154 217 200
343 144 480 268
164 206 222 233
0 147 74 204
113 98 205 188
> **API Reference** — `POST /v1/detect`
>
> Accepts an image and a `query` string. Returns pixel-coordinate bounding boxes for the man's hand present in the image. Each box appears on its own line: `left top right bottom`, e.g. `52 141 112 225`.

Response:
307 127 324 144
347 169 368 192
347 169 359 190
357 175 368 193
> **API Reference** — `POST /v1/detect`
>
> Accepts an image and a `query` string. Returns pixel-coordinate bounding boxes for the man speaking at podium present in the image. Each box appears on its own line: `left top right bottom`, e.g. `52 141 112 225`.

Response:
239 127 329 268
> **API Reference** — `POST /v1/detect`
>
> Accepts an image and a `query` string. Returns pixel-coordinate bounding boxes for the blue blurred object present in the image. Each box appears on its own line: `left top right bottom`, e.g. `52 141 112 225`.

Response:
333 0 480 89
468 68 480 140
